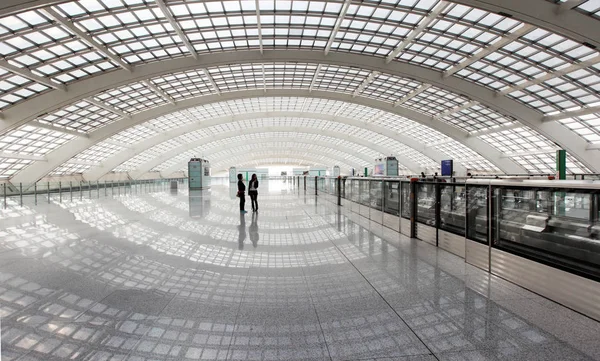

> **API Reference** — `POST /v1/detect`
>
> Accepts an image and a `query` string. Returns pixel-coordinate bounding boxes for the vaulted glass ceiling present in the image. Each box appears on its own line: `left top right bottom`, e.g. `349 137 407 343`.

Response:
0 0 598 180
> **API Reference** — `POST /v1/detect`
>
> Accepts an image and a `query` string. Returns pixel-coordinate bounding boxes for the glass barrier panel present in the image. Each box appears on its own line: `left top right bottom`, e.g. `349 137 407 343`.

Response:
383 181 400 216
341 178 346 199
492 187 600 281
370 180 382 210
358 179 370 206
401 182 411 219
351 180 359 202
416 183 436 225
466 185 488 244
440 184 466 236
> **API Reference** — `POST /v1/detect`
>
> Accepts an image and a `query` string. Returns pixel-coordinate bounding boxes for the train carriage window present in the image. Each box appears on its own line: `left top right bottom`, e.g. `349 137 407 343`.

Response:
416 183 436 226
401 182 411 219
466 185 488 244
383 181 400 216
370 180 383 210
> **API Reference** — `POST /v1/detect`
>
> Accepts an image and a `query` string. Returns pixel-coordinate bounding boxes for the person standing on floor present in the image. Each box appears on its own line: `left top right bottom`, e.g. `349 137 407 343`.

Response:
248 173 259 212
237 173 247 214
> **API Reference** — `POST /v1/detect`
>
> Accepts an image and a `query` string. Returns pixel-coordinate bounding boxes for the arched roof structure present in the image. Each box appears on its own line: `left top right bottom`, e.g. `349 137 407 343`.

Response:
0 0 599 180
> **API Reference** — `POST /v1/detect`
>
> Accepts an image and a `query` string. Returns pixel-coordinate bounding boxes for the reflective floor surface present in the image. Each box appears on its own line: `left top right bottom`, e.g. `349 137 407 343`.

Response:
1 180 600 361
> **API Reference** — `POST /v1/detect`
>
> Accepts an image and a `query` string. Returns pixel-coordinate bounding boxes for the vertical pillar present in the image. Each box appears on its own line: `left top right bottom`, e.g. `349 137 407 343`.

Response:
3 183 6 209
70 181 73 202
19 183 22 206
364 167 368 177
48 182 50 203
337 177 341 206
34 182 37 205
59 181 62 203
315 176 318 195
556 150 566 180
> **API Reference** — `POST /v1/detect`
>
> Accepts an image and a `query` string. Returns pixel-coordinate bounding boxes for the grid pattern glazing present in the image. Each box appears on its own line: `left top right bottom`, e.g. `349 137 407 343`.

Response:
0 69 50 110
150 70 213 101
455 27 598 94
403 86 469 116
49 142 124 175
93 81 167 114
360 73 421 103
49 162 91 175
35 100 120 133
0 125 73 156
209 63 315 91
434 141 498 172
0 158 33 178
507 64 600 115
558 112 600 144
511 153 590 174
573 1 600 18
0 8 118 89
109 124 158 145
442 104 517 133
479 127 557 155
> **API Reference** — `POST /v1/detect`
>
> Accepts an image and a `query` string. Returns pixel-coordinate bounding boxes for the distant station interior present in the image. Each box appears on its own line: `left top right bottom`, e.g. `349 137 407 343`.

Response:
2 0 600 360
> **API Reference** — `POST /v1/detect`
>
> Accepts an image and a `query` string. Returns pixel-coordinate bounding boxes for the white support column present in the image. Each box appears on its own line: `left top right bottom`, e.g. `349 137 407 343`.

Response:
543 105 600 122
142 80 176 105
353 71 379 98
443 25 535 78
31 121 88 137
42 8 132 72
154 0 198 59
86 98 130 118
202 69 221 95
394 84 431 107
255 0 263 54
386 1 449 63
0 152 46 161
0 60 66 91
324 0 352 56
434 101 477 119
309 64 323 92
499 54 600 95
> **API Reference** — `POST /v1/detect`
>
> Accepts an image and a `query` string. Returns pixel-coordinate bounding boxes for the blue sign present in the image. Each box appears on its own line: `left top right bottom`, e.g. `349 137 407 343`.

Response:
441 160 453 176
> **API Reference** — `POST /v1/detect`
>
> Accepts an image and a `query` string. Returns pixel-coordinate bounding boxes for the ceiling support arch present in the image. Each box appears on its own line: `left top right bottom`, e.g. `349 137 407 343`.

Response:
97 127 422 180
9 89 524 184
0 1 596 49
81 111 468 181
0 51 587 172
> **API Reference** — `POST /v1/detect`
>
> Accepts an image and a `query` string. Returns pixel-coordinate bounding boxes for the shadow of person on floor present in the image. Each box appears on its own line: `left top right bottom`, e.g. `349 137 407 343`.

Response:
238 212 246 250
250 211 259 248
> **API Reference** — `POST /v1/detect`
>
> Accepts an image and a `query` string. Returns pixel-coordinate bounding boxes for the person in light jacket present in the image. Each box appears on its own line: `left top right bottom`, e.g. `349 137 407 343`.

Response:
248 173 259 212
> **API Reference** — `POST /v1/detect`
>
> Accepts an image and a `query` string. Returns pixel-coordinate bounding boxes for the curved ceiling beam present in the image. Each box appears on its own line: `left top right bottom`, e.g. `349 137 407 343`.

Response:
10 89 523 184
0 0 596 49
0 51 583 172
81 111 463 181
106 127 420 180
153 137 394 178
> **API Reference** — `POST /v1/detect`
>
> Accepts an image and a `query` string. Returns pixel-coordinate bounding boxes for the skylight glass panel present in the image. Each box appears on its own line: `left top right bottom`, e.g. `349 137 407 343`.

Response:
150 70 213 101
314 65 371 94
71 142 123 164
0 158 33 178
94 81 167 114
403 86 469 116
479 127 557 155
35 100 120 133
360 73 422 103
49 162 92 175
0 125 73 156
442 104 516 133
558 112 600 144
0 71 51 110
575 0 600 17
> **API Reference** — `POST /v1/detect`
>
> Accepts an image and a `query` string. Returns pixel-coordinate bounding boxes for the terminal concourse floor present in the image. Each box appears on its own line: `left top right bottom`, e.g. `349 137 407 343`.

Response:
1 180 600 361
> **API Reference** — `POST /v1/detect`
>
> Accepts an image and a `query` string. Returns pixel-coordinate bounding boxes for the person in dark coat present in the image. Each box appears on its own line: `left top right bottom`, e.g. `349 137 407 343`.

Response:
248 173 259 212
237 173 247 213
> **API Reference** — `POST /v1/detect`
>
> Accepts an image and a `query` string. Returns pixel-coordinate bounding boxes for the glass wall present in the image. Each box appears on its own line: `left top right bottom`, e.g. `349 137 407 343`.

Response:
416 183 436 226
383 181 400 215
358 179 370 206
351 179 359 203
370 180 382 210
492 186 600 281
401 182 411 219
440 184 466 236
467 185 488 244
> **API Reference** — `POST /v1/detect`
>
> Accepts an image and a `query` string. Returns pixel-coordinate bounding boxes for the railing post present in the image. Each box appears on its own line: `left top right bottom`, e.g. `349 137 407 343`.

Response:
34 182 37 205
3 183 6 209
19 183 22 206
80 181 83 200
70 181 73 202
59 181 62 203
337 176 341 206
48 182 50 203
97 181 100 198
303 176 306 191
105 180 107 197
315 176 318 195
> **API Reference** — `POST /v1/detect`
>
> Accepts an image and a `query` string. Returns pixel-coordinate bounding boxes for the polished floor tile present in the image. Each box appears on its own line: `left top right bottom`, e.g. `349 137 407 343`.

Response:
1 180 599 360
